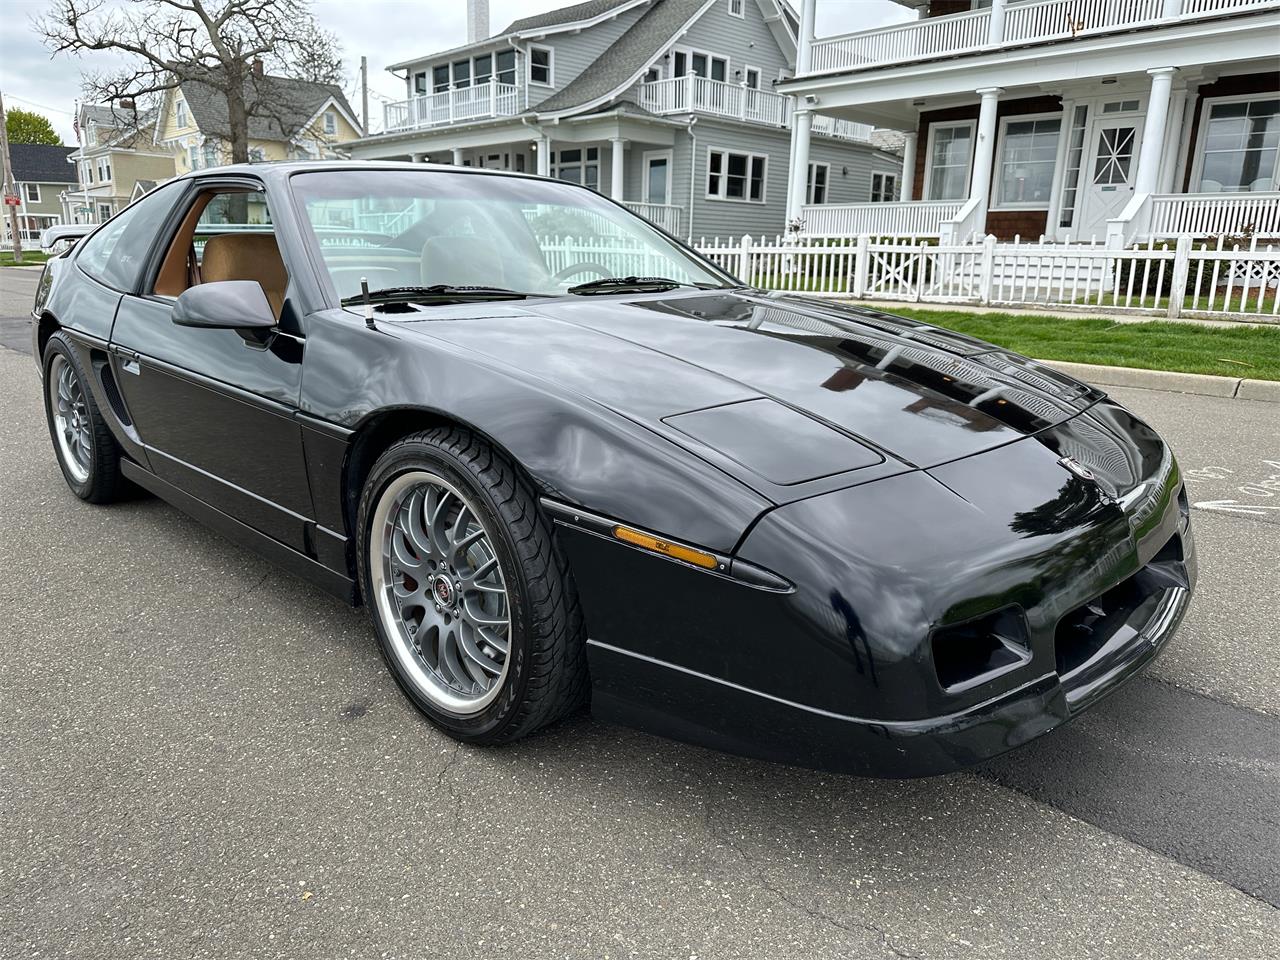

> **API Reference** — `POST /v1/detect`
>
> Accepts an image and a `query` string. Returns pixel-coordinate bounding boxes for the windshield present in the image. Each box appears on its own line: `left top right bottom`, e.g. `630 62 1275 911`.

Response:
289 168 729 303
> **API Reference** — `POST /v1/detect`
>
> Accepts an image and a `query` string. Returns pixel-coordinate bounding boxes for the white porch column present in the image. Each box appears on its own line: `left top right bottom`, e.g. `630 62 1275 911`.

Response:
1135 68 1177 197
900 132 918 202
536 136 551 177
1161 0 1185 17
797 0 817 74
451 147 465 165
970 87 1003 232
787 109 814 226
988 0 1008 44
411 152 427 163
609 137 626 200
1158 86 1189 194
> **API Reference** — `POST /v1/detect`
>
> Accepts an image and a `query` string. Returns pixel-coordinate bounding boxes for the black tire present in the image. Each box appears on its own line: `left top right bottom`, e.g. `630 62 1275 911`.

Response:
41 332 128 504
356 426 588 744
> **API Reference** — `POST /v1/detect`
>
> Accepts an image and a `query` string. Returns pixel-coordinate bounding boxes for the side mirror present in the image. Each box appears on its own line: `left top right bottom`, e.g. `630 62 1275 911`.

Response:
172 280 276 330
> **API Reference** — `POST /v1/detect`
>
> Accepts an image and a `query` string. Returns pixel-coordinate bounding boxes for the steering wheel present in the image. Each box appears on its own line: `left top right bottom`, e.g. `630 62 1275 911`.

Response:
551 262 612 284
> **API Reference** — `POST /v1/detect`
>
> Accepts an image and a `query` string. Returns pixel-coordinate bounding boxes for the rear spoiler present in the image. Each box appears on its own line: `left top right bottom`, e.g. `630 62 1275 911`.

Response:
41 224 94 251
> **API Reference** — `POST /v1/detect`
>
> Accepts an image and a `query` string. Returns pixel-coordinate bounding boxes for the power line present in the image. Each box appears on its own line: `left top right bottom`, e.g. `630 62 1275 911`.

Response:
5 94 76 117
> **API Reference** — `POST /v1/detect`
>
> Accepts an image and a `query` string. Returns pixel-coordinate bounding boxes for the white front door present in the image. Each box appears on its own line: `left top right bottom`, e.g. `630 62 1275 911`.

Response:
643 151 673 205
1075 117 1143 239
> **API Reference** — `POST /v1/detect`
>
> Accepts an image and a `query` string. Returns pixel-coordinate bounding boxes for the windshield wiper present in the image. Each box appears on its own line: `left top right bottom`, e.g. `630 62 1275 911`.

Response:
567 276 704 295
340 284 532 306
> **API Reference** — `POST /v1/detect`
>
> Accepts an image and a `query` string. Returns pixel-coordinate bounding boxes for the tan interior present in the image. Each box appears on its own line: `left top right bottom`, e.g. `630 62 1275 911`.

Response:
153 190 287 319
201 234 288 318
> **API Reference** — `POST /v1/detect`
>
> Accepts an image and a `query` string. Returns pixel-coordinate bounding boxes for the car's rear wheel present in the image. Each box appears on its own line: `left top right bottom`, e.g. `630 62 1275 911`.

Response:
42 333 127 503
357 427 588 743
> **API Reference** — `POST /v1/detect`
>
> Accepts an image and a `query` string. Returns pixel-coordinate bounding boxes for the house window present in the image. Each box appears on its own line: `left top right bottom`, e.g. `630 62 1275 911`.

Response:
644 151 672 204
25 183 40 203
995 115 1061 209
187 145 199 170
744 67 761 90
97 157 112 182
413 71 429 95
1101 100 1141 114
729 0 745 17
248 147 266 162
432 65 450 93
529 46 553 86
1058 104 1089 229
925 121 974 200
175 99 188 127
98 203 113 222
496 50 516 85
452 59 472 89
323 111 337 135
1094 126 1136 185
707 149 767 202
550 147 599 191
871 172 898 202
81 161 92 184
474 54 492 85
1197 96 1280 193
806 162 829 204
202 142 219 168
674 49 728 83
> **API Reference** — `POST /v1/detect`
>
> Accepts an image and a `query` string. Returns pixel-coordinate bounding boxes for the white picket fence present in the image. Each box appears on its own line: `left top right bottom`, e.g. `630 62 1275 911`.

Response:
689 234 1280 320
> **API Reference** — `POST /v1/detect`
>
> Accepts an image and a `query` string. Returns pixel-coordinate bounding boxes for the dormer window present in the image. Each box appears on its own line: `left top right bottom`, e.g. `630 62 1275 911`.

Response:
175 99 188 128
728 0 744 17
529 46 553 87
323 111 337 135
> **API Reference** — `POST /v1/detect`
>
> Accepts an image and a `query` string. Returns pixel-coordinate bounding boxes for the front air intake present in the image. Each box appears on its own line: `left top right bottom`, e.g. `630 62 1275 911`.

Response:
931 607 1031 692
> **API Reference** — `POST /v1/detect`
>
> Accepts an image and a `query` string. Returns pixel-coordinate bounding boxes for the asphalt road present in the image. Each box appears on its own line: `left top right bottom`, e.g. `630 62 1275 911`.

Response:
2 265 1278 959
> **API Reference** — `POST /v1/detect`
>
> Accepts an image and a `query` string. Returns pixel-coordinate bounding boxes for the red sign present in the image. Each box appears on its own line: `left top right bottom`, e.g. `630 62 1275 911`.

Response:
2 195 21 206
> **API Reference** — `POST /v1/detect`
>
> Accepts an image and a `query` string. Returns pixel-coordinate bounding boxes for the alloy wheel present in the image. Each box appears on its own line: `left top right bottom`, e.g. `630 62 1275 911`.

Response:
370 470 512 716
48 354 91 483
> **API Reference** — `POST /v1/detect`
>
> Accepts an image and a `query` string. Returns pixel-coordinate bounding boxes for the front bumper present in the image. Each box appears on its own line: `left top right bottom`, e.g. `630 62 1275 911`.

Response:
584 524 1194 778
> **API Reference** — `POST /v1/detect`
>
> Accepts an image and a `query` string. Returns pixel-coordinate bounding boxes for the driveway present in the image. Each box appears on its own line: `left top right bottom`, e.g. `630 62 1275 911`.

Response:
2 265 1277 959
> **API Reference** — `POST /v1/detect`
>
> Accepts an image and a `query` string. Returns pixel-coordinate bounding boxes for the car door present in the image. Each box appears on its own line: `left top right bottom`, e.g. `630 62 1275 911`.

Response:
109 178 314 551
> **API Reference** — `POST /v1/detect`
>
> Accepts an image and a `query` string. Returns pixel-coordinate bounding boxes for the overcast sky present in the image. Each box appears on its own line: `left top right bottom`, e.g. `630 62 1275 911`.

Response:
1 0 912 143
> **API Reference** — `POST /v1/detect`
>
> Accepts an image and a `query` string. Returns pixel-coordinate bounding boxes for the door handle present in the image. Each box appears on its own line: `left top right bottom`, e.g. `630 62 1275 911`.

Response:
121 358 141 376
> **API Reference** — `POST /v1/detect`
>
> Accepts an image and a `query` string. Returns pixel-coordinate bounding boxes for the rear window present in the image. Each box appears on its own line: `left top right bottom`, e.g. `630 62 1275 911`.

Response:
76 181 184 292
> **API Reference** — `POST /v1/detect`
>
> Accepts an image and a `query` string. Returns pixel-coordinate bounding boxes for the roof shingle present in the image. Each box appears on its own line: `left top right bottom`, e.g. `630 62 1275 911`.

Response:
178 69 355 142
8 144 77 184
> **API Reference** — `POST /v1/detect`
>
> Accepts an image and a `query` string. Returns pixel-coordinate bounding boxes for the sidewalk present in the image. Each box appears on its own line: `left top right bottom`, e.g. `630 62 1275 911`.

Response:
851 299 1274 330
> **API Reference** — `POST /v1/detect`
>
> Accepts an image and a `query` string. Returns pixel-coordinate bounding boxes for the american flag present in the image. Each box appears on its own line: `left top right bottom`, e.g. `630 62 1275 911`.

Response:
72 101 80 143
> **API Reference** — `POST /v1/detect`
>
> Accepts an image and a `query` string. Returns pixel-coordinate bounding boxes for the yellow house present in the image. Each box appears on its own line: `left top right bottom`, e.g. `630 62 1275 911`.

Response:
155 65 363 175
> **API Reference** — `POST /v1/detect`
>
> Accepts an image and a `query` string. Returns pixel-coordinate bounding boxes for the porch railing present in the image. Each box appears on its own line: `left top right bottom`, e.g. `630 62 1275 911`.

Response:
623 201 682 235
383 81 521 132
1149 192 1280 238
801 200 965 238
807 0 1280 75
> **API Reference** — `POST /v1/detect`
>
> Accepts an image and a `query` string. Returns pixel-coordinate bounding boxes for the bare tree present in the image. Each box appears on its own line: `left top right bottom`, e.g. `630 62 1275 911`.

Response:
39 0 344 164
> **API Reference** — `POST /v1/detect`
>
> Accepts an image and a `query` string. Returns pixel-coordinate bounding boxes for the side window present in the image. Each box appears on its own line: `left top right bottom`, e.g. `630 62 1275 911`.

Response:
76 181 184 292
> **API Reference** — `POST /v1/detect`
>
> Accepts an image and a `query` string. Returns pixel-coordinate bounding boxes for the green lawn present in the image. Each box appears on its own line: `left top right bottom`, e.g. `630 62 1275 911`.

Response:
0 250 50 266
886 307 1280 381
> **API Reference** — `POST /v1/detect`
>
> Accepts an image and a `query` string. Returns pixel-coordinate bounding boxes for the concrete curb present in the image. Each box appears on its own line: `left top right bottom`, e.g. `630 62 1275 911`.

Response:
1039 359 1278 402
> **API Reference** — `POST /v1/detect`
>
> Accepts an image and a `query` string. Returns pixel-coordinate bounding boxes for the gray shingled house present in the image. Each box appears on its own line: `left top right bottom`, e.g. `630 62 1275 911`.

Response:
3 143 77 244
346 0 903 240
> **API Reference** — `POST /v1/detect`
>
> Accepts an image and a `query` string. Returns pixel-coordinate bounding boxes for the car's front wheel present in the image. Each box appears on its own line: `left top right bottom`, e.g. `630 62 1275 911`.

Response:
41 333 127 503
357 427 588 743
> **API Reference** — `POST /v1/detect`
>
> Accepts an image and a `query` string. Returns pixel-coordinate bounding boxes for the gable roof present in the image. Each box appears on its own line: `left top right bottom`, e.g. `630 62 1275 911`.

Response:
175 70 357 143
501 0 640 34
8 144 77 184
532 0 713 116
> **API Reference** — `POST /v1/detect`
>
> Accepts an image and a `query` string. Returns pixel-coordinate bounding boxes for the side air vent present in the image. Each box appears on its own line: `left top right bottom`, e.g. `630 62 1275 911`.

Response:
931 607 1031 692
92 356 133 426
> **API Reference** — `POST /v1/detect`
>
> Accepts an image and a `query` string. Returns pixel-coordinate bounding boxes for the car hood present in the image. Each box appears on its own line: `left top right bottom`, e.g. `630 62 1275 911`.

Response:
390 289 1103 479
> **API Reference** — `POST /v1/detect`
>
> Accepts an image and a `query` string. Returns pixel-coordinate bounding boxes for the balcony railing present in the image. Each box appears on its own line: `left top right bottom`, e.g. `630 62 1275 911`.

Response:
383 81 521 132
635 77 874 141
623 201 683 235
808 0 1280 75
801 200 965 238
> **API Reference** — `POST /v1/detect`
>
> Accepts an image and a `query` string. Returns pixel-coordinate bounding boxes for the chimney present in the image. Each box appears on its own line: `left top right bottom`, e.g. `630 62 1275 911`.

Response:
466 0 490 43
119 98 135 111
251 57 264 77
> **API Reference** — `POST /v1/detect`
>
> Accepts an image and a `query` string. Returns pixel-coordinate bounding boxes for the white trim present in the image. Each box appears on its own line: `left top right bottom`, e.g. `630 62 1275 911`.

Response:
294 96 363 142
528 44 555 87
672 45 731 83
641 149 675 204
728 0 746 18
742 64 762 90
870 171 899 202
922 119 976 201
805 161 830 204
991 110 1065 212
24 183 42 204
705 145 769 203
1187 89 1280 194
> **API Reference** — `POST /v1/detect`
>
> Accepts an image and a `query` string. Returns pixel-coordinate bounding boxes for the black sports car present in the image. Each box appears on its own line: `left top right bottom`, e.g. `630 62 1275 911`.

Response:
31 162 1195 777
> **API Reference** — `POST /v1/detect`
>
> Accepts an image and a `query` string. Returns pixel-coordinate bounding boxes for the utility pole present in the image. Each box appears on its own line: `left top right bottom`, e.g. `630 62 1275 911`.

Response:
0 88 25 264
361 56 370 136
